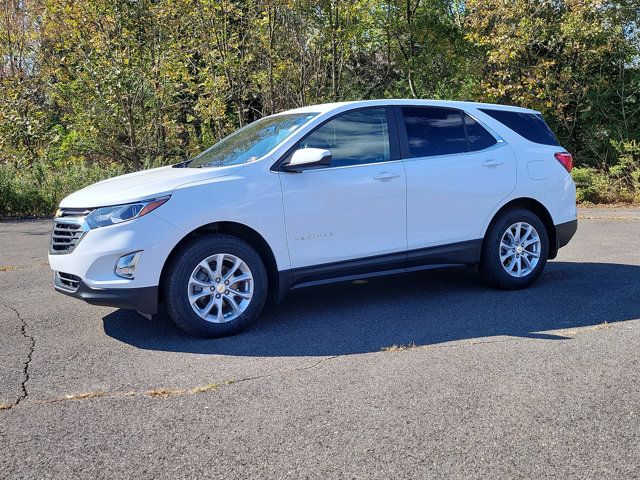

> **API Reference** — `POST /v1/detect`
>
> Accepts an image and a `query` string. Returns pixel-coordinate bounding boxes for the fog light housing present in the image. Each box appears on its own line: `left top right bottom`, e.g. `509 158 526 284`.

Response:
115 251 142 279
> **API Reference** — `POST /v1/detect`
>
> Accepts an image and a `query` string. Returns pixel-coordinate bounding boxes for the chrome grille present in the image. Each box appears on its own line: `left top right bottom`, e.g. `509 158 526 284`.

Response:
50 209 91 254
55 271 81 291
57 208 92 218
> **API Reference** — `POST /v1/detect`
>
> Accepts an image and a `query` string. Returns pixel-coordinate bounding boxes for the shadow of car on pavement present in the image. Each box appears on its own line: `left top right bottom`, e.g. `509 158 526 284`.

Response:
103 261 640 357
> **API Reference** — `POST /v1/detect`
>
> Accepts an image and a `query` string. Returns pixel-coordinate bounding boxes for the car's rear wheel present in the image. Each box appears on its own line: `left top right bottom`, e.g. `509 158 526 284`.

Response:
164 234 267 337
480 208 549 289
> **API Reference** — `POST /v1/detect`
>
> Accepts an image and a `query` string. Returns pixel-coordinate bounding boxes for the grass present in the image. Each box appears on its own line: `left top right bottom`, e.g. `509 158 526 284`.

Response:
39 380 234 405
64 391 108 401
381 342 417 352
590 321 613 331
145 383 222 398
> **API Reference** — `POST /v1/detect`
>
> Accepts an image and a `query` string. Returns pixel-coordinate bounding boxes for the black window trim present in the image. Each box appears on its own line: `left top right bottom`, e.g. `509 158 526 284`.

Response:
393 105 504 160
271 106 401 172
463 111 503 153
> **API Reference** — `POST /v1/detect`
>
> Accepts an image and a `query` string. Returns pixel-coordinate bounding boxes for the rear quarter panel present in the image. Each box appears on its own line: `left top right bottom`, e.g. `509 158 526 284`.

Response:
469 107 577 235
479 142 577 238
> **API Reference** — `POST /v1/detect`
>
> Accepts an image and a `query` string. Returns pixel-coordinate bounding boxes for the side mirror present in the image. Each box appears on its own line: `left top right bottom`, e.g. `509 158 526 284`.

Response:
282 148 332 173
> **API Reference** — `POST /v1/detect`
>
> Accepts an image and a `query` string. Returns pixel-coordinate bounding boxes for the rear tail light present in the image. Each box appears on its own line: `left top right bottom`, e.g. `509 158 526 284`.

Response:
554 152 573 173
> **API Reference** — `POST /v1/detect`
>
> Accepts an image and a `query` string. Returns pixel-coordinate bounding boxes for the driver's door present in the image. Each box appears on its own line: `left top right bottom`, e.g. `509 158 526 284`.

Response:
278 107 407 284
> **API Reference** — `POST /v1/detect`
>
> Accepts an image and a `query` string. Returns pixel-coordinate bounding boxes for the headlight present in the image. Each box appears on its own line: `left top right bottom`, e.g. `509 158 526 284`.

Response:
85 197 169 229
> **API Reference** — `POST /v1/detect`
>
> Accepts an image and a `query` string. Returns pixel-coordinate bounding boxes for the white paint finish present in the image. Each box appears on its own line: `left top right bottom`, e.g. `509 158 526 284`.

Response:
279 161 407 268
404 144 517 248
59 164 243 208
288 148 331 167
283 99 537 116
50 159 292 287
154 160 291 271
478 146 577 237
527 160 551 180
515 146 577 225
49 99 577 301
48 211 184 289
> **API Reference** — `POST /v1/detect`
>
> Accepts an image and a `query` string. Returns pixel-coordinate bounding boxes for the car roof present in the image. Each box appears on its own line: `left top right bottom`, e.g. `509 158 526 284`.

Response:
281 99 538 115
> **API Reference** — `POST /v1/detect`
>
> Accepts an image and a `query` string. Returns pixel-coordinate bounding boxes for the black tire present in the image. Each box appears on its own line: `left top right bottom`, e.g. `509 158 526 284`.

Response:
163 234 268 338
480 208 549 289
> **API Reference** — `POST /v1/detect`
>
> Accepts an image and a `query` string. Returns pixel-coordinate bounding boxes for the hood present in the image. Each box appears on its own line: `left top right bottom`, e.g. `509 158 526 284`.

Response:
59 164 243 209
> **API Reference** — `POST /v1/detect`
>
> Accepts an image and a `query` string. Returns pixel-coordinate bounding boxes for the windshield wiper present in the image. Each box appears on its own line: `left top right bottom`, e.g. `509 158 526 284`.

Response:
172 160 190 168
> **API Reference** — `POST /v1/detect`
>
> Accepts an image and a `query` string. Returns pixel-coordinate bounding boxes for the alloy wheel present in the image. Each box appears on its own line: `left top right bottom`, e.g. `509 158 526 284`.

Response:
187 253 254 323
499 222 541 278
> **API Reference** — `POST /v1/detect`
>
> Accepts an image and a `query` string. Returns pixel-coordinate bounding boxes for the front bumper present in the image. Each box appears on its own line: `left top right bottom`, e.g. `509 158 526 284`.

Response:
54 277 159 314
48 211 184 314
48 212 183 289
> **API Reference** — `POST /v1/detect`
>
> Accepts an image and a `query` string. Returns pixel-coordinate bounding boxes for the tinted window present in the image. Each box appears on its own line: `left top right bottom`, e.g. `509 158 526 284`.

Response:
299 108 390 167
464 114 497 151
479 109 559 146
402 107 467 157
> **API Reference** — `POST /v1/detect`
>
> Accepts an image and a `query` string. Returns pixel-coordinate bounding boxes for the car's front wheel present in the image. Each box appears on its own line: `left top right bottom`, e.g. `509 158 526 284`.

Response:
480 208 549 289
163 234 268 337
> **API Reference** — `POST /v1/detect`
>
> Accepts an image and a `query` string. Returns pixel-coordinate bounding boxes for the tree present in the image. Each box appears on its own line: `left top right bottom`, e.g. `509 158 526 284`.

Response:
465 0 640 166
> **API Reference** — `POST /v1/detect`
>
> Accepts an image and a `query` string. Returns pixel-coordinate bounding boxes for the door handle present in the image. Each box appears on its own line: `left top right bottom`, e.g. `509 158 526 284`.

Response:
373 172 400 181
482 159 504 168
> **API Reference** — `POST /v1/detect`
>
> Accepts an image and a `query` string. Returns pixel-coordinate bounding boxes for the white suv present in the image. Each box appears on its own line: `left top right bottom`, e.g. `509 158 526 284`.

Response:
49 100 577 337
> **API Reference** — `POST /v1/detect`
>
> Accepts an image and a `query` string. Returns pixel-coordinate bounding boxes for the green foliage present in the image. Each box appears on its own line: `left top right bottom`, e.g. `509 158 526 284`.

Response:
465 0 640 167
572 167 613 203
0 0 639 217
572 140 640 203
0 162 125 218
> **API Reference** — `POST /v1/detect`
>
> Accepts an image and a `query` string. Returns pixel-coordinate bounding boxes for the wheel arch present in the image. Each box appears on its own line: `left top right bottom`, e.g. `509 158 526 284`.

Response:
159 221 286 306
481 197 558 260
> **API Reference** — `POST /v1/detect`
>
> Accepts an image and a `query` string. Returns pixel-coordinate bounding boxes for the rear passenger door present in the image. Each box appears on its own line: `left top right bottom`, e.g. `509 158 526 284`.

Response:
397 106 516 264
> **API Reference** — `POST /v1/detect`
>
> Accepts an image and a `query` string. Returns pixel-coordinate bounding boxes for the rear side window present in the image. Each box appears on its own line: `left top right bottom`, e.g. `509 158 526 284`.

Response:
479 109 559 146
464 114 497 151
402 107 467 157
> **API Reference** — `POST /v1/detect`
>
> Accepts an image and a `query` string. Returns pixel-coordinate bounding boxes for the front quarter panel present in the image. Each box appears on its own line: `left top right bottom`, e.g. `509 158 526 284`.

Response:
153 159 290 271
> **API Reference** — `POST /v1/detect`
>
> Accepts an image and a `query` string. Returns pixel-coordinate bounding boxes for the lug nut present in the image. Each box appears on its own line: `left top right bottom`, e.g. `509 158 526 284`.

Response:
215 277 221 283
215 294 221 299
225 290 229 295
224 280 229 285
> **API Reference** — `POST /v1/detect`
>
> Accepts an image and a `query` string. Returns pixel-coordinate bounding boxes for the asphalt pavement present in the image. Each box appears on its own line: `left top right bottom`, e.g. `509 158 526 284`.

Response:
1 207 639 479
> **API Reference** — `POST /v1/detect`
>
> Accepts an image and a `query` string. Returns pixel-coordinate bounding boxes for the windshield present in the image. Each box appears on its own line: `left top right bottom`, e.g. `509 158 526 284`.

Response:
182 112 319 168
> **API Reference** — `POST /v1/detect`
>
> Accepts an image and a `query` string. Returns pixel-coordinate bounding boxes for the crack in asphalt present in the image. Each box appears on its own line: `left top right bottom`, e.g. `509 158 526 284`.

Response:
232 355 340 385
0 302 35 410
37 381 230 404
33 355 341 407
1 320 621 409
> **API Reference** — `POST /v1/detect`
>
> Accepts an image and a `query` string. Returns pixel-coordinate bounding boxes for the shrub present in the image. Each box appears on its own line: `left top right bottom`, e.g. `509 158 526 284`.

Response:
572 167 613 203
571 142 640 205
609 140 640 204
0 162 125 218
